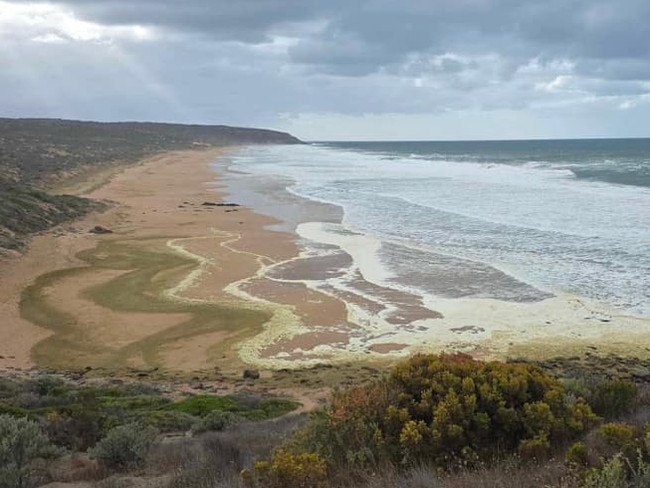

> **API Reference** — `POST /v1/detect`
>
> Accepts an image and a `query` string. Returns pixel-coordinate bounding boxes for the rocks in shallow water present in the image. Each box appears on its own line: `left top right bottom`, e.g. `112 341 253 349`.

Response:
89 225 113 234
243 369 260 380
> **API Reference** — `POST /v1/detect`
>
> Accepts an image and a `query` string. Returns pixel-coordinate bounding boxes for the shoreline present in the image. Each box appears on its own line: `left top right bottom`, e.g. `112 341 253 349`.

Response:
216 153 650 364
1 147 650 375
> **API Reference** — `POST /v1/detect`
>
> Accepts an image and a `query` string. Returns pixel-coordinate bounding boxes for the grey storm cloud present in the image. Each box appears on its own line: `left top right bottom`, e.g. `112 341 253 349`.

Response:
9 0 650 69
7 0 332 42
2 0 650 139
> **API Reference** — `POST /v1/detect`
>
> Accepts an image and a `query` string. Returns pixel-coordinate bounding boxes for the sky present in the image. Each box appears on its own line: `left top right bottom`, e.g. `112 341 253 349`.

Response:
1 0 650 141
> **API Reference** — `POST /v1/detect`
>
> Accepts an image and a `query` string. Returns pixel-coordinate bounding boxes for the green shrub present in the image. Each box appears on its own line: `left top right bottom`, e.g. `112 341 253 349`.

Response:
89 422 157 472
584 454 629 488
593 423 641 461
580 449 650 488
565 378 639 420
45 389 106 450
628 450 650 488
191 410 245 435
29 376 65 396
518 435 551 461
567 441 590 467
598 423 638 451
589 381 638 420
0 414 61 488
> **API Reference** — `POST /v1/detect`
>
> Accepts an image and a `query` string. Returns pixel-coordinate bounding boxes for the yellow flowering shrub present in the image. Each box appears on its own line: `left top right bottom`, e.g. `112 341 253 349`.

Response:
292 353 597 471
246 450 327 488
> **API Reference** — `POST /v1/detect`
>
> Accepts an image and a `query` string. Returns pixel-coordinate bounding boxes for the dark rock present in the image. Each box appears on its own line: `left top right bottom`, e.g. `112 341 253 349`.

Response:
89 225 113 234
243 369 260 380
202 201 240 207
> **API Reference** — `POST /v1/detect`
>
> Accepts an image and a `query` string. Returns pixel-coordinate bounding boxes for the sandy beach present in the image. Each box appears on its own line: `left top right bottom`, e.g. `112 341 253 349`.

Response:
0 148 360 373
1 147 650 374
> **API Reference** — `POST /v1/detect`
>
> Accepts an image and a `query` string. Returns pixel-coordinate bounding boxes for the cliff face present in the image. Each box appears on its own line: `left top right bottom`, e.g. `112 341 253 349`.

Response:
0 118 303 253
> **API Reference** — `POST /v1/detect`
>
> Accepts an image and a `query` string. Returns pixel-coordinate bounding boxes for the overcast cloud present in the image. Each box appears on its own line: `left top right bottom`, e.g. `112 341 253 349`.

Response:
1 0 649 140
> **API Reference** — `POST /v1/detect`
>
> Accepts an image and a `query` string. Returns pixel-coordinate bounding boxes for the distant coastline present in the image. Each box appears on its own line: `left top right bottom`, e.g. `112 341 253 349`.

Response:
0 117 302 255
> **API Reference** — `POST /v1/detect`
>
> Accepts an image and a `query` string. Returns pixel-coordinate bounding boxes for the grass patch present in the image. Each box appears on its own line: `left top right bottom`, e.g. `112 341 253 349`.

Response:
129 410 196 432
165 395 239 417
165 394 299 421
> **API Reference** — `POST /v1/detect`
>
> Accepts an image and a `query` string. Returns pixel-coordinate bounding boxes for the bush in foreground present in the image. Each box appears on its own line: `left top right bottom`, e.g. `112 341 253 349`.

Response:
89 422 157 472
245 450 328 488
288 353 598 473
0 414 61 488
573 422 650 488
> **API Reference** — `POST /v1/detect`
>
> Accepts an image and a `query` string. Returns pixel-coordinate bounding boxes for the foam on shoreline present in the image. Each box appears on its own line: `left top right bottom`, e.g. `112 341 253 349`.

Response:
215 153 650 366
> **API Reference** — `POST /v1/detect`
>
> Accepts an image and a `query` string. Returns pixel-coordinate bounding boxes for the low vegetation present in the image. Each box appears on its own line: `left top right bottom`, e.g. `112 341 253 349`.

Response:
0 177 106 253
89 423 158 472
0 353 648 488
244 354 649 488
0 375 297 434
0 414 61 488
0 373 299 486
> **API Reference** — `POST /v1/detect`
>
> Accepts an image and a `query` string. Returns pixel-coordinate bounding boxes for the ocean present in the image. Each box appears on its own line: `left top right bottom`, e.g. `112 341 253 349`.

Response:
221 139 650 323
